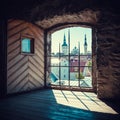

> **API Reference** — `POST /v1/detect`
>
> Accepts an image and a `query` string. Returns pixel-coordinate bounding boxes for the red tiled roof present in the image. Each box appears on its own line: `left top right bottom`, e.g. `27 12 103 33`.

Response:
70 60 86 72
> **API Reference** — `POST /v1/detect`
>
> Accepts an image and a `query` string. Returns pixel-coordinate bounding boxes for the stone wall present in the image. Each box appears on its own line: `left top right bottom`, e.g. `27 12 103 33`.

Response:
97 12 120 99
0 0 120 99
92 28 97 93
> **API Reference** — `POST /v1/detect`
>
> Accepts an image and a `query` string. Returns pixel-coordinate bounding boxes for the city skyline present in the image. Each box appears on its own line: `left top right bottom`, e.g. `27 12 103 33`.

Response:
51 26 92 54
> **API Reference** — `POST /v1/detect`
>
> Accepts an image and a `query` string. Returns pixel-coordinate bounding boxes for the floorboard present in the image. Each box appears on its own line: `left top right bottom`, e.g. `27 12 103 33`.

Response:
0 89 120 120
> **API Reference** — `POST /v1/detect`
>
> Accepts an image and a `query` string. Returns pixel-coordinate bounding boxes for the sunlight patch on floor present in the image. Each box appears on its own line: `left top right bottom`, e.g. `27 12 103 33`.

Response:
52 90 118 114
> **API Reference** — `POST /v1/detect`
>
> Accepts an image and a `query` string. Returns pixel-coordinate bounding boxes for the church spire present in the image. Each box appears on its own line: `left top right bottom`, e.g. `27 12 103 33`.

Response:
84 34 87 55
62 33 67 46
62 33 68 55
84 34 87 46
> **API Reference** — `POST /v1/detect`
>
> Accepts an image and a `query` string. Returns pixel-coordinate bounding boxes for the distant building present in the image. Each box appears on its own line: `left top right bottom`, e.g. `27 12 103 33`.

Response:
71 46 79 55
50 30 91 83
60 57 69 80
51 57 69 80
62 33 68 55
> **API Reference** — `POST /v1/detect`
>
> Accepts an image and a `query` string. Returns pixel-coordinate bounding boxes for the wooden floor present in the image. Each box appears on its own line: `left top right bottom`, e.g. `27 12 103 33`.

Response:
0 89 120 120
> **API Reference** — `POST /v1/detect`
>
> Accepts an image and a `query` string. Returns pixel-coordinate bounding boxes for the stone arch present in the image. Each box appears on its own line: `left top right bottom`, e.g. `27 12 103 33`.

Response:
36 9 100 30
44 10 98 93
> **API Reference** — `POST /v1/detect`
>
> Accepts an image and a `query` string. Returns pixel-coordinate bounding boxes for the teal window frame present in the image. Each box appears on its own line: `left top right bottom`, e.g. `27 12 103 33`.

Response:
21 37 34 54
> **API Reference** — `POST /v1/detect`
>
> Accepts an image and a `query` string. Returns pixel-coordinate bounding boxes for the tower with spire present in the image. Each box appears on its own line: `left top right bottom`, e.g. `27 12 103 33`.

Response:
84 34 88 55
62 33 68 55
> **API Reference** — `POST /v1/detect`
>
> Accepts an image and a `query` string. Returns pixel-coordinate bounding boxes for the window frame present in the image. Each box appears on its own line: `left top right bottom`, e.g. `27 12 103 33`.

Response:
47 26 93 89
21 35 34 55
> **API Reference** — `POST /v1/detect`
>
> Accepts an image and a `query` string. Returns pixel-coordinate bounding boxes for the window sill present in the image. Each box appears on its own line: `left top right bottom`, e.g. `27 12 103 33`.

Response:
21 53 35 56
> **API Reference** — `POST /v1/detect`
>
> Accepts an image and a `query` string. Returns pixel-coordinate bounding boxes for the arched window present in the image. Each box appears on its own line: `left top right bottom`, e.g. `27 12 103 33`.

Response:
47 26 93 90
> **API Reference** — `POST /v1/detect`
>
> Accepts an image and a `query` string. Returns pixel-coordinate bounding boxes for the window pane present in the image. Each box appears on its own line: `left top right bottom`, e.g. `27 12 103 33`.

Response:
70 56 78 66
79 67 92 88
50 66 69 86
22 38 31 53
80 55 92 67
50 67 59 84
70 71 78 87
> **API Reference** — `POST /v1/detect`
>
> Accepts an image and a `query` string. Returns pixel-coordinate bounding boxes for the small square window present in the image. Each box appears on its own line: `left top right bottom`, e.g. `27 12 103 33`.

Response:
21 37 34 54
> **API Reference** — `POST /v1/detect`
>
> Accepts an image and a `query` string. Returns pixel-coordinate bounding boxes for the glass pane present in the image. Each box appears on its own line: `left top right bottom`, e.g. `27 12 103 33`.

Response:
70 56 79 66
60 67 69 80
80 55 92 67
50 57 60 67
50 56 69 67
69 66 92 87
49 66 59 85
78 33 92 55
22 38 31 53
79 67 92 88
50 67 69 86
60 56 69 67
70 71 79 87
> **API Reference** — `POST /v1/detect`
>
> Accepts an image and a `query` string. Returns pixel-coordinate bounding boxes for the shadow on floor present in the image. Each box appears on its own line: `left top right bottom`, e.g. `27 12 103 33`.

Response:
101 99 120 114
0 89 120 120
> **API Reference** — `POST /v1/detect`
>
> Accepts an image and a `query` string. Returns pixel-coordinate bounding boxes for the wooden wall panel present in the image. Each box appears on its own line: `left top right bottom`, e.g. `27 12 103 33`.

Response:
7 19 44 94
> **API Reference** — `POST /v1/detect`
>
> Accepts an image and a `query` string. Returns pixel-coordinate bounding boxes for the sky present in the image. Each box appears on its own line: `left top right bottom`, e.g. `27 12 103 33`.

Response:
51 26 92 54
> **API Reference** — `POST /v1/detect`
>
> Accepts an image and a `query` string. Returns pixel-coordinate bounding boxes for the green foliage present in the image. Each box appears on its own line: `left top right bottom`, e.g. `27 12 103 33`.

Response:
75 72 84 79
88 61 92 67
88 61 92 72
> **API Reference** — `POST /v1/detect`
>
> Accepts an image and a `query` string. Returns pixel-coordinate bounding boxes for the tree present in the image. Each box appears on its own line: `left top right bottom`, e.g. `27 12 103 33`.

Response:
88 61 92 72
88 61 92 67
75 72 84 79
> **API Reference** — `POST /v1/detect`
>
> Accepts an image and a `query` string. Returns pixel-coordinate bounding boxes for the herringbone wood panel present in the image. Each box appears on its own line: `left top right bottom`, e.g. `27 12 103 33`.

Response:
7 19 44 94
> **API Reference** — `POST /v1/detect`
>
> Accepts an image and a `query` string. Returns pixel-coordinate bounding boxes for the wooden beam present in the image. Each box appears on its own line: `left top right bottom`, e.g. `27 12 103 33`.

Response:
0 19 7 98
44 31 47 88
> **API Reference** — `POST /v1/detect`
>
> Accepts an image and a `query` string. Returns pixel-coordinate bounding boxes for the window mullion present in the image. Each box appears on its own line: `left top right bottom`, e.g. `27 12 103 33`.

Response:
59 43 61 86
68 30 70 87
78 42 80 87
